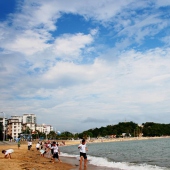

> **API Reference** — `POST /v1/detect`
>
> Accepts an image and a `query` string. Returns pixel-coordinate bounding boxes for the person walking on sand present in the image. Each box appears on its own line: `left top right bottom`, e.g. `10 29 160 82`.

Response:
78 139 88 168
17 140 21 149
36 142 40 151
2 149 14 159
51 141 62 163
16 137 21 149
28 140 32 150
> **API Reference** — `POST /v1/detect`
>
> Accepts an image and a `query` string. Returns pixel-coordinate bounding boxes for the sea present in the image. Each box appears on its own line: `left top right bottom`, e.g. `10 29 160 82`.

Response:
60 138 170 170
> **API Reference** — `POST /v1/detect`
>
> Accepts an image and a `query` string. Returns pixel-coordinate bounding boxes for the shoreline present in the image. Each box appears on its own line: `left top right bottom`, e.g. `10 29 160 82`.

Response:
86 136 170 144
0 143 118 170
0 136 169 170
61 156 119 170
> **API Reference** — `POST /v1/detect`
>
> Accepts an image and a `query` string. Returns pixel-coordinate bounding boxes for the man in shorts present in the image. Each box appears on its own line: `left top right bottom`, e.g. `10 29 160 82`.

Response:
78 139 88 168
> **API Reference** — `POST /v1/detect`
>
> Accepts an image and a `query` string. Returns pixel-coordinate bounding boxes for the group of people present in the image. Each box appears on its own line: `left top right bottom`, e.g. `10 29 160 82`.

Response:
35 140 61 163
1 139 88 168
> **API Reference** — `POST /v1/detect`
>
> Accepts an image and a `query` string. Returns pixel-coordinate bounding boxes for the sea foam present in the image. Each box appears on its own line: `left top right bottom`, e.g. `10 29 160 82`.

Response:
61 152 168 170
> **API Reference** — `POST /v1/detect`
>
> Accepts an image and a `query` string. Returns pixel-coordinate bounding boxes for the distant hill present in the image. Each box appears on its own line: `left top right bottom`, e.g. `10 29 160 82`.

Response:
77 121 170 138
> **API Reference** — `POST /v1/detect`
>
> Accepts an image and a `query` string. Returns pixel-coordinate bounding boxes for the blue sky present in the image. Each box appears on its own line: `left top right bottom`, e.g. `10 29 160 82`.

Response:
0 0 170 132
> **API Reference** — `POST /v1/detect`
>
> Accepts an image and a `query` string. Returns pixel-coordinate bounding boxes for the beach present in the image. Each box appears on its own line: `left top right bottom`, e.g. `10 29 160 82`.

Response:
1 137 169 170
0 142 75 170
0 140 114 170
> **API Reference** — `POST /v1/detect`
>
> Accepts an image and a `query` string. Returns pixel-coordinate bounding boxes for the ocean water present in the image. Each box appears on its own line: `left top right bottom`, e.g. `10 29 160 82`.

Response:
60 138 170 170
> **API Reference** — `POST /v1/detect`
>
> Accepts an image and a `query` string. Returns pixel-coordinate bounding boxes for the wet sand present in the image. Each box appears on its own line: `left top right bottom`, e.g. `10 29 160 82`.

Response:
61 156 119 170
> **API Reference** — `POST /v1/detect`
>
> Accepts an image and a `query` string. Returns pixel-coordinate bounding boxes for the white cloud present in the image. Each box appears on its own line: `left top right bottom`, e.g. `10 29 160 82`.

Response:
53 33 93 60
1 1 170 131
155 0 170 6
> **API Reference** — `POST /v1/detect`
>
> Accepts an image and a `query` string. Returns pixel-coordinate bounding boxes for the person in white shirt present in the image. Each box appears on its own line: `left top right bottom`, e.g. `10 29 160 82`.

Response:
28 141 32 150
78 139 88 168
36 142 40 150
2 149 14 159
51 141 61 163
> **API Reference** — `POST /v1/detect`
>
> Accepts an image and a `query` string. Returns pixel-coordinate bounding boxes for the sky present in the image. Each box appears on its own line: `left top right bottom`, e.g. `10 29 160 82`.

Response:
0 0 170 133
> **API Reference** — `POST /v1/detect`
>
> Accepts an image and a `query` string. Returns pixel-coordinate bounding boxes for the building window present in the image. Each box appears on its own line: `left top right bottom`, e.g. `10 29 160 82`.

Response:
26 116 32 123
34 117 36 123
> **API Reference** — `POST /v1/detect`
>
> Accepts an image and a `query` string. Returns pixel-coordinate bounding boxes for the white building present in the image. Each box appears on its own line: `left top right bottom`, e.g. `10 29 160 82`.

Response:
11 115 23 122
7 118 22 139
23 114 36 131
0 117 8 140
36 124 53 134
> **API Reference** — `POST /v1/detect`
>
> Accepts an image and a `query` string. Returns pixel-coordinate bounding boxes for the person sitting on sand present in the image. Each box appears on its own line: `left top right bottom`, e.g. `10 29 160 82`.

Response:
78 139 88 168
2 149 14 159
51 141 61 163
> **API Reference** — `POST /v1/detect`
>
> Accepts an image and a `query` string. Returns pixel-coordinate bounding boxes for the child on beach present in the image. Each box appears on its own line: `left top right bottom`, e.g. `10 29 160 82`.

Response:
78 139 88 168
28 141 32 150
2 149 14 159
51 141 61 163
36 142 40 151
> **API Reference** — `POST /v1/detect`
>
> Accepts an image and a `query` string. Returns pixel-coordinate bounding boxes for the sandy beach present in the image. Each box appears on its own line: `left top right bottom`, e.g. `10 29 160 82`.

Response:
0 137 169 170
0 142 75 170
0 140 113 170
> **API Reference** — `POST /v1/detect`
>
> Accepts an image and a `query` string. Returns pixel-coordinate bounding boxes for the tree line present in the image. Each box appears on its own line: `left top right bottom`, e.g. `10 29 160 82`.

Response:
78 121 170 138
1 121 170 140
79 121 170 138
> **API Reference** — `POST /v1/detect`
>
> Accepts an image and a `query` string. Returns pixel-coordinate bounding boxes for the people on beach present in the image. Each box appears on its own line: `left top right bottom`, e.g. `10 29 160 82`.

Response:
36 142 40 150
51 141 61 163
44 141 53 158
16 137 21 149
50 141 54 159
78 139 88 168
40 141 43 149
17 140 21 149
40 142 47 157
28 140 32 150
2 149 14 159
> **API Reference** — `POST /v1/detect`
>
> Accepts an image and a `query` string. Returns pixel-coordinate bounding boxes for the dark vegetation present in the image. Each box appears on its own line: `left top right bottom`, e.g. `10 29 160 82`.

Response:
2 121 170 141
28 121 170 140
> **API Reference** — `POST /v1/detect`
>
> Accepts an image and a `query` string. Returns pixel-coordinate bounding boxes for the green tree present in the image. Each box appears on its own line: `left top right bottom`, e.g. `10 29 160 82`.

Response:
47 131 57 139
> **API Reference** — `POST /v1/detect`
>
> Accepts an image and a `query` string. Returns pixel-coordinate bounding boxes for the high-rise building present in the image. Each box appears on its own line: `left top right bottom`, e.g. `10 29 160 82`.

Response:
22 114 36 131
7 118 22 139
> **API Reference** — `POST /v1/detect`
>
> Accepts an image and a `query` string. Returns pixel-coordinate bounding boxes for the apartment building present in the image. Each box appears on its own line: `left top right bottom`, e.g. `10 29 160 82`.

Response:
2 113 53 139
7 118 22 139
36 124 53 134
6 114 36 139
23 114 36 131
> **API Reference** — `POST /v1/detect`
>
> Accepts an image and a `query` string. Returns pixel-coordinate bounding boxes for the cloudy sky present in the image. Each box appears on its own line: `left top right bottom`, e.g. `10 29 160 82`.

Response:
0 0 170 132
